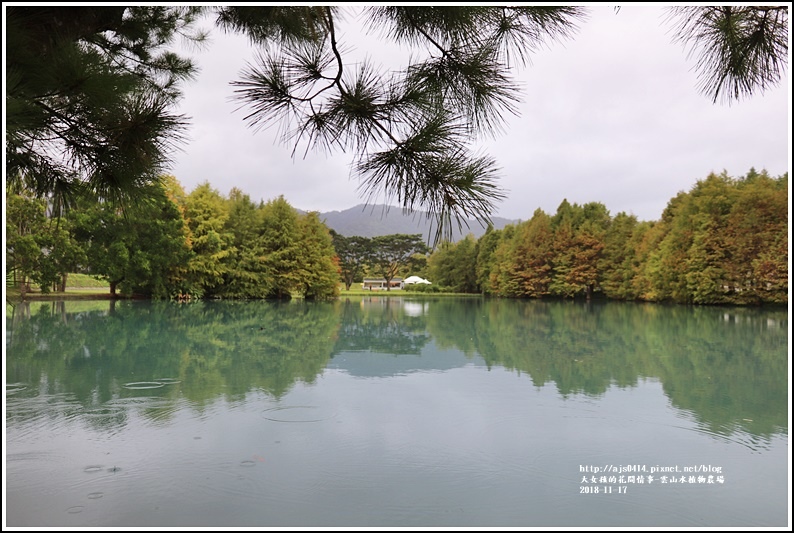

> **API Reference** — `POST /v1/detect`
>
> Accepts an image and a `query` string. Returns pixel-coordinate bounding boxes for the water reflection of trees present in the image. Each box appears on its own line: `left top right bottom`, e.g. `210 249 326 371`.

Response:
5 300 340 411
424 298 788 438
6 298 787 439
332 297 431 355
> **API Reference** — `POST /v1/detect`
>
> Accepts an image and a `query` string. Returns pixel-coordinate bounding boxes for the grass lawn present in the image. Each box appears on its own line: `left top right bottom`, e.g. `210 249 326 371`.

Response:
6 273 112 302
64 273 110 288
5 278 479 302
6 286 114 301
336 283 479 298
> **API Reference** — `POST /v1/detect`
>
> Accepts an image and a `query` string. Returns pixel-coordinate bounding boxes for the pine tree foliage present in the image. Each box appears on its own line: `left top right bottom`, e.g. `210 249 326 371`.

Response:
5 6 206 213
665 6 789 104
229 6 587 243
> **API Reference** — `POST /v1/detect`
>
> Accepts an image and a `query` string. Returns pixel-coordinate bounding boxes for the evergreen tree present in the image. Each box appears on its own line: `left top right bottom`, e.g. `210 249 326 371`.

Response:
548 219 577 298
69 183 192 298
474 225 503 295
427 234 478 293
259 195 303 299
488 224 519 297
599 212 640 300
220 189 270 299
296 212 341 300
183 182 235 297
627 220 662 301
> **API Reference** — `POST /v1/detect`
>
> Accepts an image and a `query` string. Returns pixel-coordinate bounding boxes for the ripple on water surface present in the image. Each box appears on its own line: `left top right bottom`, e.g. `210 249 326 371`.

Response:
123 382 165 390
260 405 336 423
6 383 28 395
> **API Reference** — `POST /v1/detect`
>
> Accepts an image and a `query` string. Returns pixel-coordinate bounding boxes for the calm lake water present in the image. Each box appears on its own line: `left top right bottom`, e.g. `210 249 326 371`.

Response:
4 297 789 527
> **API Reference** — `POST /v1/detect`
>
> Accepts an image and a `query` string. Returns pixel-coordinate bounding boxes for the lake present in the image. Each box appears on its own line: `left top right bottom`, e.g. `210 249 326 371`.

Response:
4 297 789 527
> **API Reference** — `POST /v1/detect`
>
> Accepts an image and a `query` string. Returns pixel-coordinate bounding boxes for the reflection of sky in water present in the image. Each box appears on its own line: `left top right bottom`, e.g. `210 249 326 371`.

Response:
402 301 428 317
6 361 789 527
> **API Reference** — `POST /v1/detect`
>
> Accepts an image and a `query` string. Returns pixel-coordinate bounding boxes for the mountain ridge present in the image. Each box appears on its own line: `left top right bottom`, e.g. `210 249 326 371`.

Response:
306 204 517 242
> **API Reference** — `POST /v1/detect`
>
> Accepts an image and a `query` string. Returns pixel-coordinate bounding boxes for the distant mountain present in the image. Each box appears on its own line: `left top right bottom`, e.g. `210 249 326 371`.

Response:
311 204 517 242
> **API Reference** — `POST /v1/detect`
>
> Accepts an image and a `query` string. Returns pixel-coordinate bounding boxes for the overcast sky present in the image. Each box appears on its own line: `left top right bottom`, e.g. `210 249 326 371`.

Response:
168 4 791 223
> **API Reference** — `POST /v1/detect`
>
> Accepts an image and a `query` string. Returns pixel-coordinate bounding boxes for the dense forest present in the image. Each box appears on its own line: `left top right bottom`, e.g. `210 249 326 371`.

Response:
430 168 788 305
6 178 340 300
5 168 788 305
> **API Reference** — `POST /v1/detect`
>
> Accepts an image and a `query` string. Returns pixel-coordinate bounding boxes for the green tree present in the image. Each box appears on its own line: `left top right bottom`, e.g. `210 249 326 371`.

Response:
332 232 374 291
296 212 341 300
5 187 87 295
628 220 662 301
222 188 270 298
405 252 430 282
685 217 731 304
548 220 577 298
5 190 49 297
217 195 340 299
36 218 87 293
226 187 261 248
474 225 503 295
70 183 193 298
258 195 303 299
183 182 235 297
487 224 520 296
640 170 788 305
683 174 736 304
427 234 478 293
369 234 430 290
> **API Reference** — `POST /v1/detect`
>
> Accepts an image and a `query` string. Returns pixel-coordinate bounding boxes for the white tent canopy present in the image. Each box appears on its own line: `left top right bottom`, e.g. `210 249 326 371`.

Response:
404 276 431 284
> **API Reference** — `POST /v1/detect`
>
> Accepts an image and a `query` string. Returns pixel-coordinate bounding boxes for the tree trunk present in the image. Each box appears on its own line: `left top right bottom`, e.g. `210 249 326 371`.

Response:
59 272 68 292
